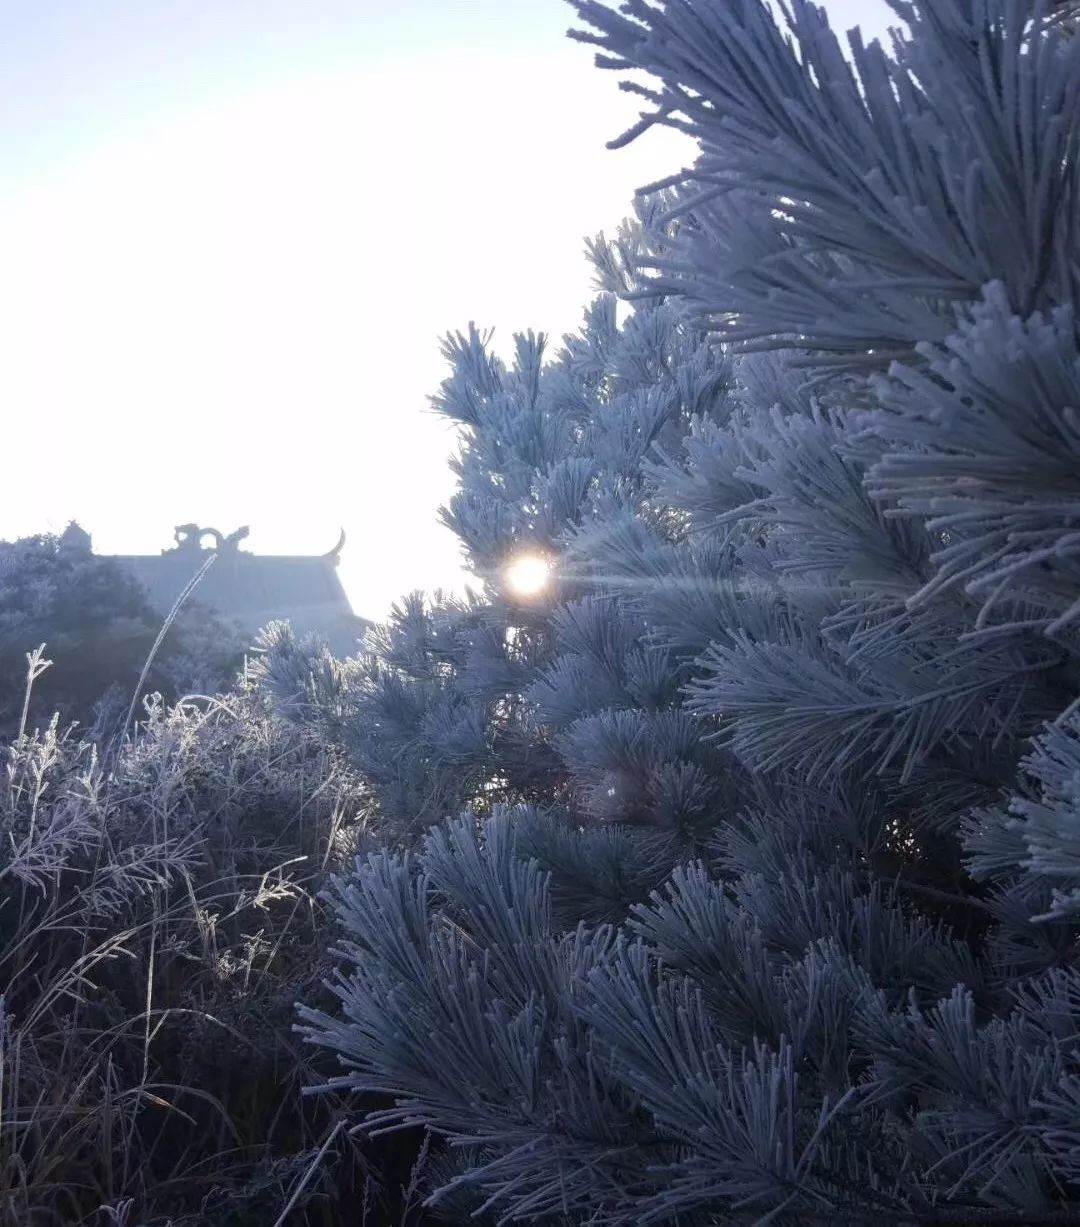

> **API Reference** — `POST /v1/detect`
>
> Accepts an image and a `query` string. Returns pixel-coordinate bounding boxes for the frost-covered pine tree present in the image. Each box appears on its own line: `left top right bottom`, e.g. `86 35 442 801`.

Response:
299 2 1080 1223
262 207 742 857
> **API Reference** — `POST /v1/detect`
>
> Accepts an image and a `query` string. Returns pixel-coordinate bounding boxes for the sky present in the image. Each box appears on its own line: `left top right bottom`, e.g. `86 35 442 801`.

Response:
0 0 894 620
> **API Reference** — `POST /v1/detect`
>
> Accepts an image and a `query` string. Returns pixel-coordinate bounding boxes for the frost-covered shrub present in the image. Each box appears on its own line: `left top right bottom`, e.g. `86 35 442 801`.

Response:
0 672 384 1226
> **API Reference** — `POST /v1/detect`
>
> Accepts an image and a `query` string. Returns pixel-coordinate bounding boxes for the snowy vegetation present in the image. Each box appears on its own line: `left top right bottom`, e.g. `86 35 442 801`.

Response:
3 1 1080 1223
0 526 245 743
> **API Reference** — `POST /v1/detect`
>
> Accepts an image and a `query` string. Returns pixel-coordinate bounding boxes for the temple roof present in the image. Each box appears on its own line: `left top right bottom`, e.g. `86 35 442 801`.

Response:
108 524 367 657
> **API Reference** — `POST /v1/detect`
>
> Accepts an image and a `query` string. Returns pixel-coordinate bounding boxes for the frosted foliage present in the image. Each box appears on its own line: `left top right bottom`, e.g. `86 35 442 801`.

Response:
295 2 1080 1224
569 0 1080 372
867 284 1080 636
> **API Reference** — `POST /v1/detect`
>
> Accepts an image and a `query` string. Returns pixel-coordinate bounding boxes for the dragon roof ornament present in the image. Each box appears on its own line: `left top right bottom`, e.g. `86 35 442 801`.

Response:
165 525 344 562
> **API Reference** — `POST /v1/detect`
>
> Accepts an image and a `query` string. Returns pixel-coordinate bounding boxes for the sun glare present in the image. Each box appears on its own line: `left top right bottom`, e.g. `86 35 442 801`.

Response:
504 554 551 597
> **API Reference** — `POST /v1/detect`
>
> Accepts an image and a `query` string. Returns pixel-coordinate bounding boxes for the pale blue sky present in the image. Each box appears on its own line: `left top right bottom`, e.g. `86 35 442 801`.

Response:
0 0 893 618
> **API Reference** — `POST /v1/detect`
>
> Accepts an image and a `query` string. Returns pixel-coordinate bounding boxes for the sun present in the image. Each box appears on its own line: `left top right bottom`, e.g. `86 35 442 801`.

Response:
504 553 551 597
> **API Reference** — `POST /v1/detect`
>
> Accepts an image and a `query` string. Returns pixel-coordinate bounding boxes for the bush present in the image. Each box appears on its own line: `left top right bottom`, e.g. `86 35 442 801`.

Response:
0 674 394 1225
